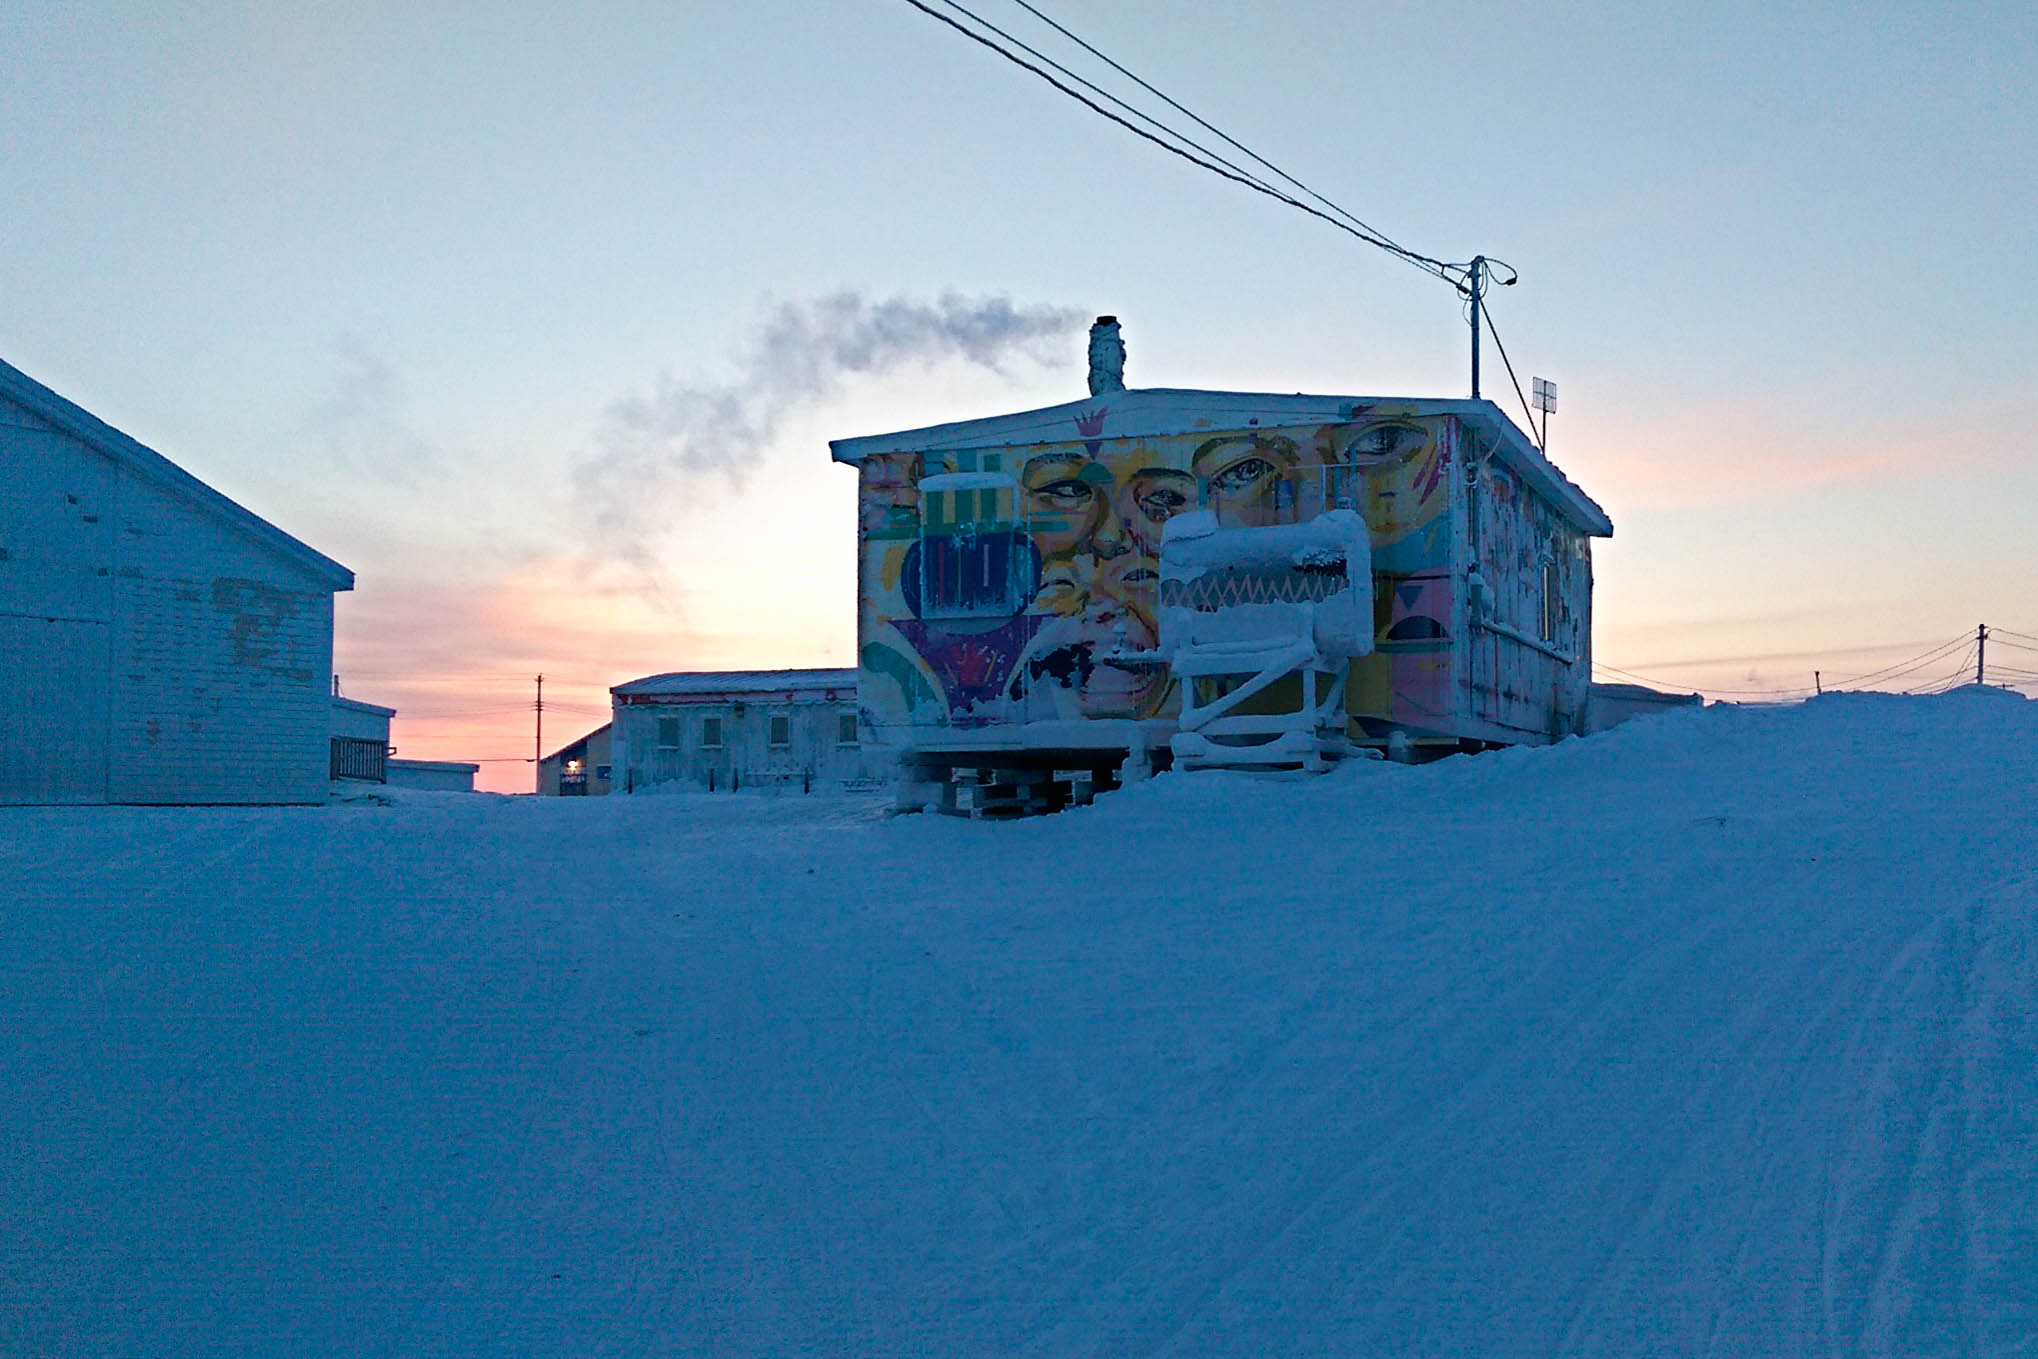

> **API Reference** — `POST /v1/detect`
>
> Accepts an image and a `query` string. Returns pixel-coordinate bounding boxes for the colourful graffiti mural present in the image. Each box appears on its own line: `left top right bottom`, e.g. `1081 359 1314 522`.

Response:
856 407 1478 740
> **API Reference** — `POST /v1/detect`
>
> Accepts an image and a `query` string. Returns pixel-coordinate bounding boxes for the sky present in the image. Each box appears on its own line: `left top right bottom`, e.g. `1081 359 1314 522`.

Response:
5 0 2035 789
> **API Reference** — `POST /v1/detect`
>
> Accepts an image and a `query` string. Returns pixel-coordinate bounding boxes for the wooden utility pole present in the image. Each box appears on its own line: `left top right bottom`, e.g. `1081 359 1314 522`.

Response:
534 673 544 792
1977 625 1988 686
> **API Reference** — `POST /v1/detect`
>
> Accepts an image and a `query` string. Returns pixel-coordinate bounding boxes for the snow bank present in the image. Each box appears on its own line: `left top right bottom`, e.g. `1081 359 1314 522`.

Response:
4 691 2034 1355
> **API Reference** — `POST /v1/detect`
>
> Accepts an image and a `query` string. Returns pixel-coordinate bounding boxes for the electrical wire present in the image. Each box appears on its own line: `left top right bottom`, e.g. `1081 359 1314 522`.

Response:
1475 294 1541 439
1001 0 1434 268
1898 647 1976 693
1590 660 1814 697
1821 634 1972 689
900 0 1460 284
929 0 1297 206
1591 630 1988 698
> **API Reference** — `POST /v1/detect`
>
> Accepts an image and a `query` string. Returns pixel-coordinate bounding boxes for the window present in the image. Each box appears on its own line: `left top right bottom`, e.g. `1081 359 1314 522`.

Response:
768 714 791 748
1540 560 1559 641
656 717 680 748
701 716 724 748
838 713 860 746
916 473 1034 620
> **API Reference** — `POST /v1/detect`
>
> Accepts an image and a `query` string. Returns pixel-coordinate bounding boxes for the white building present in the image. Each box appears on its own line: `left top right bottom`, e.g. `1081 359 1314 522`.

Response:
386 759 480 793
610 669 885 793
330 696 394 783
1 358 354 804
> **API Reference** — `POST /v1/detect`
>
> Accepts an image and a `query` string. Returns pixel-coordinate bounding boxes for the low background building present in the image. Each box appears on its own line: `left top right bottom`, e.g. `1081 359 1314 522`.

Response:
1 357 353 805
386 758 479 792
1585 681 1703 733
611 669 883 793
538 723 612 796
330 696 393 784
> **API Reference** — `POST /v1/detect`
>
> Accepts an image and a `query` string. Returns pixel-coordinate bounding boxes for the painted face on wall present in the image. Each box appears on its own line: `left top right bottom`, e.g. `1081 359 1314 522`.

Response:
1190 433 1326 527
858 452 919 542
1340 420 1446 545
1015 443 1194 718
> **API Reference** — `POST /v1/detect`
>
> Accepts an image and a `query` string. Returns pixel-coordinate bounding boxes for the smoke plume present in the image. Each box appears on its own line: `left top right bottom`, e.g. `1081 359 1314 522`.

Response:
574 291 1084 564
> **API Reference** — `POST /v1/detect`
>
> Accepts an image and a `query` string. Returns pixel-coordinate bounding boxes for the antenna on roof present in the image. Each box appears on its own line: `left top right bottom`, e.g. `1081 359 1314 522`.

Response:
1532 377 1557 451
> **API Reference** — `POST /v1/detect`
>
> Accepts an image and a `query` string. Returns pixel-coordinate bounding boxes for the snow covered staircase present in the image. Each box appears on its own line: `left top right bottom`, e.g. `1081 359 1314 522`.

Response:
1156 509 1373 774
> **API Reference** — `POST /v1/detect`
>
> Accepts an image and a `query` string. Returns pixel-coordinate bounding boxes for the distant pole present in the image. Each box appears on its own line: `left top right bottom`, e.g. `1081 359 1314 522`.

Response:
1977 625 1988 685
1814 670 1822 695
1468 255 1486 400
535 673 544 792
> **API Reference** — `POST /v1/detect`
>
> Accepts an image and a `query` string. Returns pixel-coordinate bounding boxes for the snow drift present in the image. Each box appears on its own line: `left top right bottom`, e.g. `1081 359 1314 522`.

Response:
4 691 2034 1355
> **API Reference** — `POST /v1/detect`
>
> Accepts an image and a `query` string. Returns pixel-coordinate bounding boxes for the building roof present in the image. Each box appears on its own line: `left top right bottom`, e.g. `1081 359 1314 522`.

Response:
540 722 611 765
829 387 1613 538
386 758 481 773
331 696 397 719
0 356 355 589
612 668 857 700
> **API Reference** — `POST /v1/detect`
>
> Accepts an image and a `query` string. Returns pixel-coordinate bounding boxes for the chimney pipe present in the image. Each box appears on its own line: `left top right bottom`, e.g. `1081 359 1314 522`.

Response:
1087 315 1125 396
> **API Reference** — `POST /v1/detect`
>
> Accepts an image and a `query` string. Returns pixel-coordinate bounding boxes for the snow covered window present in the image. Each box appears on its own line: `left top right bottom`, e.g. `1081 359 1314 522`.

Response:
837 713 859 746
656 717 680 748
768 714 792 748
916 472 1031 621
701 716 723 749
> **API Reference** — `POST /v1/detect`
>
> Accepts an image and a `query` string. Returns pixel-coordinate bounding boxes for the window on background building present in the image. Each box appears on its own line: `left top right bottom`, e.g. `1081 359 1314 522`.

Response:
838 713 859 746
768 714 791 748
656 717 680 748
701 716 724 748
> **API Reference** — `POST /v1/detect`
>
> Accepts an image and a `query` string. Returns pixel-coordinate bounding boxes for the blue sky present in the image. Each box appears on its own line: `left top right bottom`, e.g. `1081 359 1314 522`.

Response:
5 0 2035 780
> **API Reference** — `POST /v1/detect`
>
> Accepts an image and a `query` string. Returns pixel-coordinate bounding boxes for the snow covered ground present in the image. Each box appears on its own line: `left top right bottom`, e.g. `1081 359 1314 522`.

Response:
5 691 2035 1356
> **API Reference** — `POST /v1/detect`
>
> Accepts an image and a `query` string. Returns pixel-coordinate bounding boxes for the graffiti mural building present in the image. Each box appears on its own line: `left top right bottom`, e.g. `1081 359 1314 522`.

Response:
831 321 1614 808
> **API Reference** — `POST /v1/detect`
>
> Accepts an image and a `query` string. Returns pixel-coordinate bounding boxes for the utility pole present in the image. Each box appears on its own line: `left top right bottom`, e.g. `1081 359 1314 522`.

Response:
1977 625 1988 686
1814 670 1822 695
534 673 544 792
1467 255 1486 399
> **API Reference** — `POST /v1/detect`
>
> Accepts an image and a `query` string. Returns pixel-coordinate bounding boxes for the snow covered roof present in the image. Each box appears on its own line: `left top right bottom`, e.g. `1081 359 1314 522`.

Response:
540 722 610 764
611 668 857 701
331 696 397 719
829 387 1613 538
0 356 355 589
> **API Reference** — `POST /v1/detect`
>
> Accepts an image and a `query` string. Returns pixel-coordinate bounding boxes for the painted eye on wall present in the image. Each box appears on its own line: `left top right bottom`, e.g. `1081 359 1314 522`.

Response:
1209 457 1276 494
1347 424 1425 460
1029 478 1093 509
1135 485 1190 520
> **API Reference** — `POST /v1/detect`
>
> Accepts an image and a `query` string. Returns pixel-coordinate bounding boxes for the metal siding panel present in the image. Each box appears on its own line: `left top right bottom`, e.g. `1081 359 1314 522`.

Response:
0 423 116 622
108 468 333 804
0 615 112 803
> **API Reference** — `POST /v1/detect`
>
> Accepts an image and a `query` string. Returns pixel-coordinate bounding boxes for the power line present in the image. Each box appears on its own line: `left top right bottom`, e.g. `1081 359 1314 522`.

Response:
1591 660 1812 697
1590 630 1983 698
1825 634 1973 689
901 0 1458 284
1001 0 1432 267
930 1 1297 206
1475 295 1541 442
1899 647 1976 693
